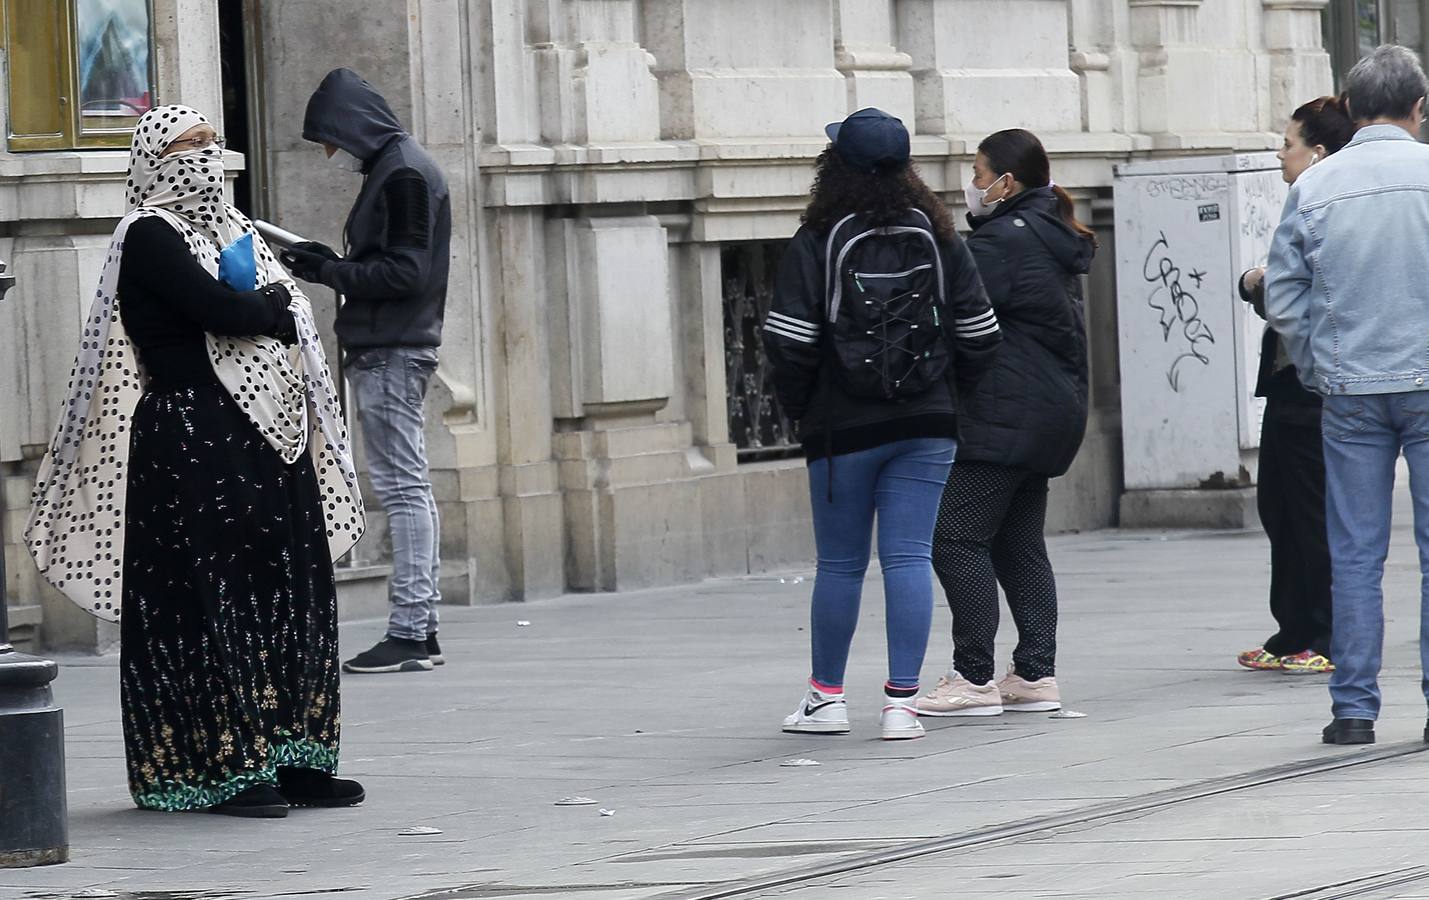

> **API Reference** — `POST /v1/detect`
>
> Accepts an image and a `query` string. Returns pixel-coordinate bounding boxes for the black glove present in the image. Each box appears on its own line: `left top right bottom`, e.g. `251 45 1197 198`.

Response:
279 241 341 284
258 283 299 345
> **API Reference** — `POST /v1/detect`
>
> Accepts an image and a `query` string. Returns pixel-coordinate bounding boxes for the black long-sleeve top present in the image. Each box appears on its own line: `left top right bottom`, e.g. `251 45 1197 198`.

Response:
118 216 295 386
1238 269 1321 427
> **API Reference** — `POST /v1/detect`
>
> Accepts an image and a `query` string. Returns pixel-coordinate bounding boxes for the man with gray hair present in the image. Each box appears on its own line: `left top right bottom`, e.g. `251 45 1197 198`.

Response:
1267 44 1429 747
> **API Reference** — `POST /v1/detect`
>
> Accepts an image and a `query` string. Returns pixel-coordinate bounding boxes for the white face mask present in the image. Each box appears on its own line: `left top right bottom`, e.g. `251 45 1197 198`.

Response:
964 174 1008 217
328 147 364 174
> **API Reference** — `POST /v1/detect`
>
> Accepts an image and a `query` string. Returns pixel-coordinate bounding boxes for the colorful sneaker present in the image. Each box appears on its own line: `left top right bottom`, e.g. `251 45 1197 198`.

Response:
1280 650 1334 675
1237 647 1284 671
782 687 850 734
880 694 925 740
996 667 1061 712
915 674 1004 717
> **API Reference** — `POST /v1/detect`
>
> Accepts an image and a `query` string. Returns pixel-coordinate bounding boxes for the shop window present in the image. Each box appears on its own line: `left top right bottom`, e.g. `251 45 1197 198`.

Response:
1325 0 1429 89
3 0 156 151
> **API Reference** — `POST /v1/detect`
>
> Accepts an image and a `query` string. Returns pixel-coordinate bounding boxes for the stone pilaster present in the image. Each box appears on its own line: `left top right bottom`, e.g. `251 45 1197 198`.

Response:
1130 0 1263 137
530 0 661 143
834 0 916 124
896 0 1082 135
1262 0 1332 126
640 0 846 138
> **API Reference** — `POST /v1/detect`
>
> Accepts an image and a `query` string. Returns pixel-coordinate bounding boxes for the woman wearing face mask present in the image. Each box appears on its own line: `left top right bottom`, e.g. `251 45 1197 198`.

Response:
1235 96 1356 676
26 106 366 817
916 129 1094 719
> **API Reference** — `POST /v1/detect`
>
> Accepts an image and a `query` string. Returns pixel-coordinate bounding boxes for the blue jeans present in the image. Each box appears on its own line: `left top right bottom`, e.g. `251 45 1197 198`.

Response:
806 437 957 690
347 347 442 641
1321 392 1429 720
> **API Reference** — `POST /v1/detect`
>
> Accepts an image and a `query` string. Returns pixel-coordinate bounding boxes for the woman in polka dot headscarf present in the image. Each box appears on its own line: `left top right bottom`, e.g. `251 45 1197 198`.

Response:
25 105 367 817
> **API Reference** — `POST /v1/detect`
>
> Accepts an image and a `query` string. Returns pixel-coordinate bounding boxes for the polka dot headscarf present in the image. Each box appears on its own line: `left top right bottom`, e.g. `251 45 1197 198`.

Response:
24 108 366 623
126 105 238 249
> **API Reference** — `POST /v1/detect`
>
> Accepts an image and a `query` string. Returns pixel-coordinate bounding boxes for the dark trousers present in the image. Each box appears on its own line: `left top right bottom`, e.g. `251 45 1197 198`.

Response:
931 462 1058 685
1257 415 1333 659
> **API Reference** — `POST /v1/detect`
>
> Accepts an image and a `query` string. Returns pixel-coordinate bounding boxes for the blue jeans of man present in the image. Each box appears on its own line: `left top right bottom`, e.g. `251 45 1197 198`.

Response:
1321 392 1429 720
806 438 957 690
347 347 442 641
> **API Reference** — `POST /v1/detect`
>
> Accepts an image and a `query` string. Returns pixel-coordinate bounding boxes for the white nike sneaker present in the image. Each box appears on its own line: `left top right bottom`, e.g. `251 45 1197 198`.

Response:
782 687 850 734
880 694 925 740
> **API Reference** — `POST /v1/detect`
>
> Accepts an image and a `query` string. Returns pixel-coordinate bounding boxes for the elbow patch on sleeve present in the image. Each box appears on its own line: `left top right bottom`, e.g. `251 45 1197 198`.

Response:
384 169 431 250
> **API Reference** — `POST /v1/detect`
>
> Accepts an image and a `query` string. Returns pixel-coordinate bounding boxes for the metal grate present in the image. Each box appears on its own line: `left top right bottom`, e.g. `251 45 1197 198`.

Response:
720 242 801 462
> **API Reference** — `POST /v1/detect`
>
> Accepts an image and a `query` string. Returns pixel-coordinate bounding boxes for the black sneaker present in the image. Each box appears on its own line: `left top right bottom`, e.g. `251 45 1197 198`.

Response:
207 784 289 818
342 637 433 674
426 634 445 666
277 767 366 808
1322 718 1375 745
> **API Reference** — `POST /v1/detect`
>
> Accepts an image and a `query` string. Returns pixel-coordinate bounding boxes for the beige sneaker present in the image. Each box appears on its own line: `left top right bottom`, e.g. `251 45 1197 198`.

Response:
996 667 1061 712
914 674 1004 717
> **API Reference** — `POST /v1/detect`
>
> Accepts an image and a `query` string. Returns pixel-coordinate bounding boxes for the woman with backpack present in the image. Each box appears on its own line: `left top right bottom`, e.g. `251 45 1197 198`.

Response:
916 129 1094 719
763 108 1001 740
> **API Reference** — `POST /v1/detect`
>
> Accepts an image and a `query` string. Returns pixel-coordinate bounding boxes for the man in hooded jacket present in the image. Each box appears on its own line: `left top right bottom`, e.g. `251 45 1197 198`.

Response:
282 68 452 675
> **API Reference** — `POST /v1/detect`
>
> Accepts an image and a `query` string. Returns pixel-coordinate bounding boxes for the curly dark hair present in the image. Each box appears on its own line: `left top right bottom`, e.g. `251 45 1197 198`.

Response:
801 149 957 243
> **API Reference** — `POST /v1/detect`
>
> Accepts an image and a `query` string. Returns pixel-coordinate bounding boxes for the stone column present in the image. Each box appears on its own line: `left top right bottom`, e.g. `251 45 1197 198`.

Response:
150 0 223 117
896 0 1082 135
640 0 846 138
1129 0 1265 135
530 0 661 143
833 0 916 123
1262 0 1332 126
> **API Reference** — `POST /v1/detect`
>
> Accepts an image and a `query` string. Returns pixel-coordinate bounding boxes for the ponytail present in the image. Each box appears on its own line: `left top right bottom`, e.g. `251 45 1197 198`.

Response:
1051 184 1098 248
979 129 1098 248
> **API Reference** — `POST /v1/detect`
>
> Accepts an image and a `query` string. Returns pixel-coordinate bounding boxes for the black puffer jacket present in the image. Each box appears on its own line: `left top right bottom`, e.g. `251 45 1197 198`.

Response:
302 68 451 351
957 188 1092 476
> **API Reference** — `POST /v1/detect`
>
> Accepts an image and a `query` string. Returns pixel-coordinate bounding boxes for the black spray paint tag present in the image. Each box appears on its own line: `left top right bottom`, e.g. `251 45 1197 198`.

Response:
1198 204 1221 223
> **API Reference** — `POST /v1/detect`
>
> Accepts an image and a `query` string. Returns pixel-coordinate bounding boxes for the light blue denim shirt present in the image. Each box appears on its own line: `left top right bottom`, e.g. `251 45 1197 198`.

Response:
1266 124 1429 396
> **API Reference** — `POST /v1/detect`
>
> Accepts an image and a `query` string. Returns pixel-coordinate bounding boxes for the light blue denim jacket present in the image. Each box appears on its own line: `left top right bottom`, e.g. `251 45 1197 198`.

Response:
1266 125 1429 396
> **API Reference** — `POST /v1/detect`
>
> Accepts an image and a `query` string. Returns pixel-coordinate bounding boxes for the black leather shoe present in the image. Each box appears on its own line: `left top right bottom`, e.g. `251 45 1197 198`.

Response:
207 784 289 818
277 767 366 808
1322 718 1375 745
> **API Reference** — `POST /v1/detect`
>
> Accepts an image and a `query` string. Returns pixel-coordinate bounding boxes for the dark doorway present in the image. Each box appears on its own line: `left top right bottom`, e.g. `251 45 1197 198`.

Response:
218 0 263 216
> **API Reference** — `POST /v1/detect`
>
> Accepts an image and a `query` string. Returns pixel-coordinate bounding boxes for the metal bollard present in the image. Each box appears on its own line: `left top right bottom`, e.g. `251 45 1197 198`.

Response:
0 259 68 867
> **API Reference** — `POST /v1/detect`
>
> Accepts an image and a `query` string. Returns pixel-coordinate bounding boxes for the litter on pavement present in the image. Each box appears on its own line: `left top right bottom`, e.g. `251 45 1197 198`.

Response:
555 796 598 806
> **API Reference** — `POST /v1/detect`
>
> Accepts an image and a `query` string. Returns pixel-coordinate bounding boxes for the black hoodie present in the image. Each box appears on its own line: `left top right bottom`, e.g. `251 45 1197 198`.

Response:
302 68 451 351
957 187 1094 477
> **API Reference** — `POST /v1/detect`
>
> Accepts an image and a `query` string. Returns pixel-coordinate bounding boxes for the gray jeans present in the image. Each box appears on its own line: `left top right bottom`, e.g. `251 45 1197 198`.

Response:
347 346 441 641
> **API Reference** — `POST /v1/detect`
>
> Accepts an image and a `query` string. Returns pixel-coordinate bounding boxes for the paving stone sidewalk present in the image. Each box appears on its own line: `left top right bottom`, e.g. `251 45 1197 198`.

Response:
6 500 1429 900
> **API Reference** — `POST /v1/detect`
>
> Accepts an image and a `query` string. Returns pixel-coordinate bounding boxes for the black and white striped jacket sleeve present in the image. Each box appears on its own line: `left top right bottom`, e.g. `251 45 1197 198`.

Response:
762 227 826 422
940 234 1001 386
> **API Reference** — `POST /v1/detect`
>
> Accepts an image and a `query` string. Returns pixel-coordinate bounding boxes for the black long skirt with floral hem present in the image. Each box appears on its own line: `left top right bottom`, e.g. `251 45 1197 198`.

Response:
120 381 341 811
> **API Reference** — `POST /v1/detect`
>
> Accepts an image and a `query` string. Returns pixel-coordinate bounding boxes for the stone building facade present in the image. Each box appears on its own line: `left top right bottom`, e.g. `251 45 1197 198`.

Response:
2 0 1340 650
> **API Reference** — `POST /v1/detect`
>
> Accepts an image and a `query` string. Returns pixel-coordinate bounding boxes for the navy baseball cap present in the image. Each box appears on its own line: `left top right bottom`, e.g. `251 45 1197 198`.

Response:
825 108 910 173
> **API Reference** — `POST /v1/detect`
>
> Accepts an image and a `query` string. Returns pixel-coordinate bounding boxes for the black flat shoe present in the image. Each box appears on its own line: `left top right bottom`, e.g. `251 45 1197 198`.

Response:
277 767 366 808
207 784 289 818
1322 718 1375 745
1423 718 1428 744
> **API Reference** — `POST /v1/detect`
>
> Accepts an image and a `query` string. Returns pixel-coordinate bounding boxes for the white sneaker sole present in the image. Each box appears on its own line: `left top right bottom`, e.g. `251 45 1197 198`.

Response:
342 659 434 674
782 721 851 734
1003 701 1060 712
916 704 1004 718
881 726 925 740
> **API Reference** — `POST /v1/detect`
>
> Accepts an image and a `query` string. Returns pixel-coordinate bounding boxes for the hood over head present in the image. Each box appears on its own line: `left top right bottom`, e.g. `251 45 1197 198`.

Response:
970 186 1094 275
302 68 405 163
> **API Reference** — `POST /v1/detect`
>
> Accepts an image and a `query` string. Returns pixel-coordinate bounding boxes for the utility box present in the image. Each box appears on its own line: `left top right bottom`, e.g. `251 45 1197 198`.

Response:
1113 152 1287 528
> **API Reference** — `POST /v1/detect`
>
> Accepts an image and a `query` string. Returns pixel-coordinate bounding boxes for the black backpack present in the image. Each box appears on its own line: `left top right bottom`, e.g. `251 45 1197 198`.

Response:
822 210 949 399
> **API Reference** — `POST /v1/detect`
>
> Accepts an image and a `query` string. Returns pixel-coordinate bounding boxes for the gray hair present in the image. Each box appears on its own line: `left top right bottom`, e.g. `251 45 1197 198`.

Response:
1345 44 1428 122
